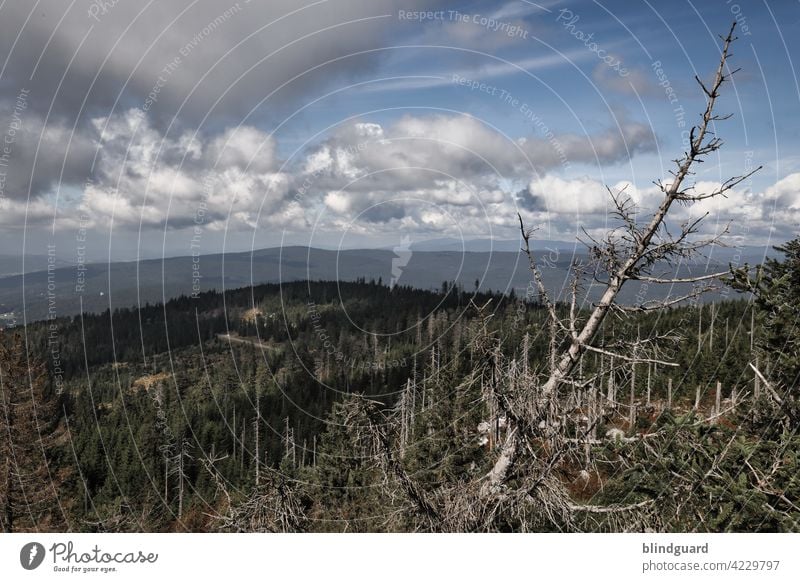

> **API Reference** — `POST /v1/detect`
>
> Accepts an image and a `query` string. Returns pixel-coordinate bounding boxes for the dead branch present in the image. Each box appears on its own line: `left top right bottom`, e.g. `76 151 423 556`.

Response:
486 22 751 494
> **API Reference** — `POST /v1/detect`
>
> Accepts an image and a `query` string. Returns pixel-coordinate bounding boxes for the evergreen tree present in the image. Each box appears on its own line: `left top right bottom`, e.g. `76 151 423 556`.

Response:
0 332 67 532
736 237 800 389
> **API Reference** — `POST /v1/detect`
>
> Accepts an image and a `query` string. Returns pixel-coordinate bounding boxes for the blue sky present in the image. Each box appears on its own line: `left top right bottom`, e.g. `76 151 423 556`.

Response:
0 0 798 260
274 0 799 186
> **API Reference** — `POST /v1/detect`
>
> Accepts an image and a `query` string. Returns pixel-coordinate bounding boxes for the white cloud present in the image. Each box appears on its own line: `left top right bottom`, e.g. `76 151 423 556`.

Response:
519 172 800 244
79 109 289 230
324 191 353 214
300 113 655 196
288 111 656 243
525 175 609 214
16 105 798 248
764 172 800 210
207 126 278 174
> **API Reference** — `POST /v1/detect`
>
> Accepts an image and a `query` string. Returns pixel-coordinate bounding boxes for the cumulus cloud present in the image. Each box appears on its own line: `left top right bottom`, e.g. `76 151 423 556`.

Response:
516 172 800 245
298 113 655 198
523 175 610 214
0 197 62 229
0 0 452 209
284 111 656 242
207 127 278 174
763 172 800 212
79 109 290 230
11 101 776 248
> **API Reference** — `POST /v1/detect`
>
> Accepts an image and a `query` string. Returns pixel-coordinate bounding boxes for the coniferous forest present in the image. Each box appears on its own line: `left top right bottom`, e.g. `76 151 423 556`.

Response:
2 235 799 532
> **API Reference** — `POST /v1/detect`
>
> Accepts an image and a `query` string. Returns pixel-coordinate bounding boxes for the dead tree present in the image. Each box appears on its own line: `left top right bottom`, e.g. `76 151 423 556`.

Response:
168 438 193 520
253 388 261 485
483 22 759 496
201 453 308 533
347 23 761 532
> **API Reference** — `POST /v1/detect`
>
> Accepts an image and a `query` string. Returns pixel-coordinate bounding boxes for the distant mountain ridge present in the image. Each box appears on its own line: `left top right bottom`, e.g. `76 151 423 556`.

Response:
403 237 576 253
0 243 766 324
0 254 72 278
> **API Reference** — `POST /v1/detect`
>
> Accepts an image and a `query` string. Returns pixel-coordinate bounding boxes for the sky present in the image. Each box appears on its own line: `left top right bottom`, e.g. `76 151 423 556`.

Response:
0 0 798 262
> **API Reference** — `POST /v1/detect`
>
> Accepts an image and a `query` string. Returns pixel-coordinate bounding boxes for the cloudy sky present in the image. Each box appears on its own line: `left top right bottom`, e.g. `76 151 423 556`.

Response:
0 0 798 261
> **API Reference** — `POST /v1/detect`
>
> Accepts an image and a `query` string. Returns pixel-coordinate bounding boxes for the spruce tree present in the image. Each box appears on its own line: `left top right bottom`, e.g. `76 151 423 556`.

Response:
751 238 800 388
0 332 67 532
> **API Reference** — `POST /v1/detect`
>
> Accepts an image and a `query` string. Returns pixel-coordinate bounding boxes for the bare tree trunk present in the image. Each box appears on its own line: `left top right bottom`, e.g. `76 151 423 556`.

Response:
698 305 703 352
241 424 246 473
754 355 761 398
667 378 673 410
522 333 530 376
3 458 12 533
725 317 729 348
709 303 716 353
423 23 756 510
629 342 637 428
607 355 616 405
178 446 184 519
254 390 261 486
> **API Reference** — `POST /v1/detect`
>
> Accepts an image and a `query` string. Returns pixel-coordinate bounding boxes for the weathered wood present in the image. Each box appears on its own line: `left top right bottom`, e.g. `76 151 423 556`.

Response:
754 356 761 398
485 23 748 493
667 378 673 409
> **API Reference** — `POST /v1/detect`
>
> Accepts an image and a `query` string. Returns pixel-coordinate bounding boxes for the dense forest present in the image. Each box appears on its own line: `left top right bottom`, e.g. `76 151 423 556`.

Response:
1 234 798 532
